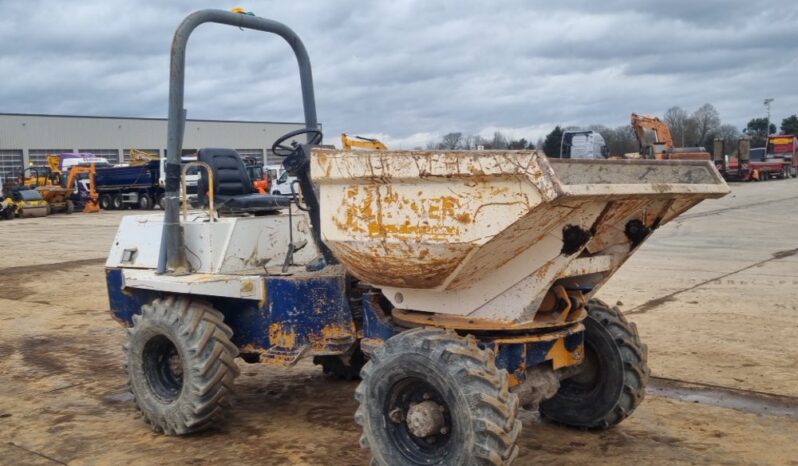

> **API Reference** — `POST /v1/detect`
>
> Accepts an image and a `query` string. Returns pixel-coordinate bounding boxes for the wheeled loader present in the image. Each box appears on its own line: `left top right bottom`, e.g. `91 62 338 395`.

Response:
22 167 76 215
106 10 730 465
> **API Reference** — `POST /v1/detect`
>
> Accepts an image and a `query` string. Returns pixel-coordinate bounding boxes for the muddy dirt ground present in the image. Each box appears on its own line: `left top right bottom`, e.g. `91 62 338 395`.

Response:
1 179 797 465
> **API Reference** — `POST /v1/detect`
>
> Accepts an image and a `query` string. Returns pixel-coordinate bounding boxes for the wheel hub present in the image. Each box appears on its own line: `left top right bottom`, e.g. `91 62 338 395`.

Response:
143 335 184 403
406 400 446 438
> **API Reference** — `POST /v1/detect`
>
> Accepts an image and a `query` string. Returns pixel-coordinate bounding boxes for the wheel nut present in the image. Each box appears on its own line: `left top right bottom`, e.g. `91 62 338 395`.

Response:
388 407 403 423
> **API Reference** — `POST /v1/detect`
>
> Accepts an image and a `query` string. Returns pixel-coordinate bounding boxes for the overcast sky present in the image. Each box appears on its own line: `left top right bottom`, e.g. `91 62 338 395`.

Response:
0 0 796 147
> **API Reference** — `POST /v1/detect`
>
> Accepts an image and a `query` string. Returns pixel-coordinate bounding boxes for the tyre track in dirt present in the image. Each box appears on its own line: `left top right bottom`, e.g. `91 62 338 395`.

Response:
625 247 798 315
648 376 798 420
0 258 105 275
674 194 798 223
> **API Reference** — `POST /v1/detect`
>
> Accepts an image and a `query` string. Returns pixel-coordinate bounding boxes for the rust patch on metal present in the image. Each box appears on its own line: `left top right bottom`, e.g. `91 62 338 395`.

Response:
268 323 297 350
308 323 357 353
331 242 471 288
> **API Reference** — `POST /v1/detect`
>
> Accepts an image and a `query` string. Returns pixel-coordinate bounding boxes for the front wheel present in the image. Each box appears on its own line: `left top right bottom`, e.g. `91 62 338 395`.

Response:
356 328 521 465
125 296 239 435
539 299 649 429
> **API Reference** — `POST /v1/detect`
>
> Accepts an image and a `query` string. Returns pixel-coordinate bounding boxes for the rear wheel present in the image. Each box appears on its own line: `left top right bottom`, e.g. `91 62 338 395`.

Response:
356 328 521 465
138 193 152 210
65 200 75 214
112 194 124 210
539 299 648 429
99 194 113 210
126 296 239 435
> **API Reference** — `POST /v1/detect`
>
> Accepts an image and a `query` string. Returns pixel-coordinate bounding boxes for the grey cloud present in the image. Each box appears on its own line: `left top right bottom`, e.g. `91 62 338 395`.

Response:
0 0 796 147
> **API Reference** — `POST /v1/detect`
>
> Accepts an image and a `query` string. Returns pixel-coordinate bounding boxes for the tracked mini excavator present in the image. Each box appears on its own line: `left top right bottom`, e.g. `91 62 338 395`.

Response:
105 10 730 465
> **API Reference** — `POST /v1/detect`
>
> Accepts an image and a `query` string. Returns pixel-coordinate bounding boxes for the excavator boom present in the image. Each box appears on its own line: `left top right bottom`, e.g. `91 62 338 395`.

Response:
341 133 388 151
631 113 709 160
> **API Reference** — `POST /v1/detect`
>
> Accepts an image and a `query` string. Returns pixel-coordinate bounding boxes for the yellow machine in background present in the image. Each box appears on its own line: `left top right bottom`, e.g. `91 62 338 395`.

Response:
128 148 159 165
341 133 388 151
2 188 49 218
630 113 710 160
21 165 75 214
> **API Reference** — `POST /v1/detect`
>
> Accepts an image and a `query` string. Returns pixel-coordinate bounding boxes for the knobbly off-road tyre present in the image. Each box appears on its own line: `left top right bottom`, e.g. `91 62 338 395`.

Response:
125 295 239 435
540 299 649 429
356 327 521 465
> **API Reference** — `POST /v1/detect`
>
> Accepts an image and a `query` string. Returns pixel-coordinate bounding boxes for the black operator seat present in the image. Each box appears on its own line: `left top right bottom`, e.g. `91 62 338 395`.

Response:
196 148 290 214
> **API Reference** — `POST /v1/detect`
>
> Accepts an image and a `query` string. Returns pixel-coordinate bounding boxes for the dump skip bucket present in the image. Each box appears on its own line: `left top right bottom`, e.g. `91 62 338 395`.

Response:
312 149 729 322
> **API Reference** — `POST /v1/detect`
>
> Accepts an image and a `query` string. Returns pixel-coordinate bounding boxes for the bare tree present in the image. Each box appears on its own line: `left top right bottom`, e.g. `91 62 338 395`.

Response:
489 131 509 149
713 124 741 155
664 106 692 147
596 125 637 156
439 132 464 150
691 103 721 149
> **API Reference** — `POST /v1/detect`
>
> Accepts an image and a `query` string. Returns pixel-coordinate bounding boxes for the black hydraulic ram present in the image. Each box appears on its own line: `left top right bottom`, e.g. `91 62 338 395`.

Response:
159 9 320 274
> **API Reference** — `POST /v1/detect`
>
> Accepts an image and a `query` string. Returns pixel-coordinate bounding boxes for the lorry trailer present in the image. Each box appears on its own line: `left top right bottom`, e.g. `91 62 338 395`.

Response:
95 160 163 210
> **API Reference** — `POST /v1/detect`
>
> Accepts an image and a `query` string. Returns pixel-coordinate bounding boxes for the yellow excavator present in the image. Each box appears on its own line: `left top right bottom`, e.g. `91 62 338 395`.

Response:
341 133 388 151
128 148 159 165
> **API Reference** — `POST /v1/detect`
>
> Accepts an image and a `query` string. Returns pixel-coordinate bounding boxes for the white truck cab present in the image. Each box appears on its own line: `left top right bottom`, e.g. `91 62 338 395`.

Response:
560 130 608 159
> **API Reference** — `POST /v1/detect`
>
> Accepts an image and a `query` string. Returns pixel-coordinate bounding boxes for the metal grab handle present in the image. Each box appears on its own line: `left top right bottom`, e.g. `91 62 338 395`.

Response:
181 161 216 222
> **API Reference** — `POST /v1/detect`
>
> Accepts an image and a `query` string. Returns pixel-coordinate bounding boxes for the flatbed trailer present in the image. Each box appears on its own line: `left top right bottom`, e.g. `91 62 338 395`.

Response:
713 138 791 181
767 135 797 178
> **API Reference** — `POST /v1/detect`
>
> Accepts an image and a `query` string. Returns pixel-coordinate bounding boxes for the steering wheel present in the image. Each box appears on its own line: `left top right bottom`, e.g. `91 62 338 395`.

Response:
271 128 323 157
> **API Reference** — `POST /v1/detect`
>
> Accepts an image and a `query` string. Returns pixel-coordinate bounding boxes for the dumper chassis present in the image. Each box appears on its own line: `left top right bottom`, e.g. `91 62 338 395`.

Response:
105 10 729 465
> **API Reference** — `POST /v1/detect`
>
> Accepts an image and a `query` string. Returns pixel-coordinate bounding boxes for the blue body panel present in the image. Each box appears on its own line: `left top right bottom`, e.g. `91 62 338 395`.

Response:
107 267 584 376
106 268 356 364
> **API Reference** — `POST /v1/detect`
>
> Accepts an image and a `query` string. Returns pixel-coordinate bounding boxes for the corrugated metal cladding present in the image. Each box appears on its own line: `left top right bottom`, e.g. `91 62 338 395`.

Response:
0 150 23 181
0 113 308 167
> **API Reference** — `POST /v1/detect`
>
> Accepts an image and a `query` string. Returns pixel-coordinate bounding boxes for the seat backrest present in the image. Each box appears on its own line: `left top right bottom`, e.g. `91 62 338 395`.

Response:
196 148 253 203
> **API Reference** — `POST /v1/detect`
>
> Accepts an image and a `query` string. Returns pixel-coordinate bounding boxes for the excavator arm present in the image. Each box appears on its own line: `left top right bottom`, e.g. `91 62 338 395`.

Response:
129 148 159 165
65 164 100 213
341 133 388 151
630 113 709 160
630 113 674 150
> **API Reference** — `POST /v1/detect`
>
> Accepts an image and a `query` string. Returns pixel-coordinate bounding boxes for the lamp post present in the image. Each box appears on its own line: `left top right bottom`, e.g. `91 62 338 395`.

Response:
764 98 774 138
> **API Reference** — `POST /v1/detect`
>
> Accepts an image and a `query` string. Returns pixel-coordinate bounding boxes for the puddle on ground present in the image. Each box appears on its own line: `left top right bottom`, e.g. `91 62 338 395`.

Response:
648 377 798 419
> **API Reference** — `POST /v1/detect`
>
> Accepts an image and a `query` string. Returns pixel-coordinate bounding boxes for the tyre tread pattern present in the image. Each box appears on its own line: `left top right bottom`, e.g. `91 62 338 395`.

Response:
580 298 648 428
126 295 239 435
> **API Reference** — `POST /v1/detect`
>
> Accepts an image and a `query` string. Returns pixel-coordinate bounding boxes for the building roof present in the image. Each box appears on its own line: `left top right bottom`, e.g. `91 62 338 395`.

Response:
0 112 304 126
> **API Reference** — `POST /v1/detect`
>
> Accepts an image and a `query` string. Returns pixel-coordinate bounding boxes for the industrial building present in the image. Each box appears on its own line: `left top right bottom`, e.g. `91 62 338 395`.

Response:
0 113 306 181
